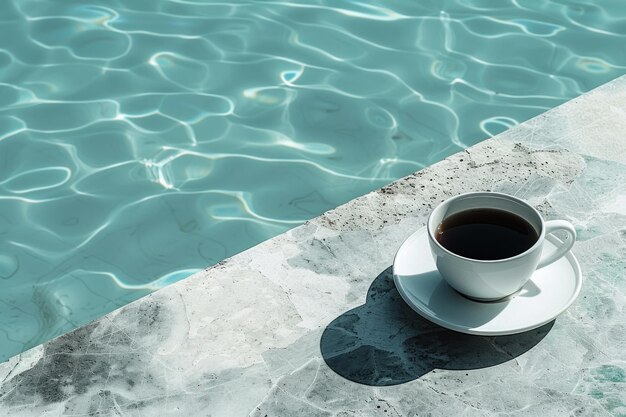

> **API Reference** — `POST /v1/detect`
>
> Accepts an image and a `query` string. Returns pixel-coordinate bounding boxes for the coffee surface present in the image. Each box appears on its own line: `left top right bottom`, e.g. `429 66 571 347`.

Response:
435 208 539 260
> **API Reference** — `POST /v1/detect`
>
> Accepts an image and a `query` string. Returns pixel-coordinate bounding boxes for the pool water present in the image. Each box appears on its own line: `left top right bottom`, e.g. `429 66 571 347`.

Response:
1 0 624 361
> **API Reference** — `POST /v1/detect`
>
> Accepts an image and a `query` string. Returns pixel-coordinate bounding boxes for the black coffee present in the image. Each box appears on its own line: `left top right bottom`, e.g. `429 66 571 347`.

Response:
435 208 538 260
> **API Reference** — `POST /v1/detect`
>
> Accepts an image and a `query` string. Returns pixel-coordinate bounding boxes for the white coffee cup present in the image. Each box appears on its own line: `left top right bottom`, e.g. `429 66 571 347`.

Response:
427 192 576 301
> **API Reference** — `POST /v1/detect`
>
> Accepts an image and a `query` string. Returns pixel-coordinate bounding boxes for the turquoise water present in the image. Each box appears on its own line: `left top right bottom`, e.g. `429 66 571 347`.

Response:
0 0 625 361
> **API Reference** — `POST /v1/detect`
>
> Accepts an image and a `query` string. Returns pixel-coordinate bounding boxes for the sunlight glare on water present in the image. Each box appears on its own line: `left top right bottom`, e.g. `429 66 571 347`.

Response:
0 0 625 360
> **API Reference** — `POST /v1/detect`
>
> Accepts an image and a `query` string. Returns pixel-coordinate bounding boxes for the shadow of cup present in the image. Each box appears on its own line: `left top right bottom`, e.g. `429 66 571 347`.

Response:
320 266 554 386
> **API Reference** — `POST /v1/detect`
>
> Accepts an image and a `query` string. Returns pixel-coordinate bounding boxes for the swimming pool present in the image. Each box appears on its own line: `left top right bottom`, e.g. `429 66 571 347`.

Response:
0 0 624 361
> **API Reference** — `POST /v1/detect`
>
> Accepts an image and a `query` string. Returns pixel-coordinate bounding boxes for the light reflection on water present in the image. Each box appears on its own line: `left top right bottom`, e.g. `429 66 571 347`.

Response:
0 0 625 360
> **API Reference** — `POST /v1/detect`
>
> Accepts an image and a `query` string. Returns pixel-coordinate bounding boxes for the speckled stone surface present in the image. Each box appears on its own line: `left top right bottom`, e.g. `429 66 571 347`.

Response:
1 76 625 416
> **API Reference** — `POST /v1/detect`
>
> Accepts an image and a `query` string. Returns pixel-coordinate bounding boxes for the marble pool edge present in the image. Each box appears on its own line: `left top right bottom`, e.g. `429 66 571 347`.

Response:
0 75 625 416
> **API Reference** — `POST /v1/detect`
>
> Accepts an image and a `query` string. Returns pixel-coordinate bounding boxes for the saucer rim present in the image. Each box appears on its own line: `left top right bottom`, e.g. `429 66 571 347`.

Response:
392 226 582 336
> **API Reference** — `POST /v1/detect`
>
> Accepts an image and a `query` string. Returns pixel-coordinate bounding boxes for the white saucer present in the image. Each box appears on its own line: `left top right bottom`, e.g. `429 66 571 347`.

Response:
393 226 582 336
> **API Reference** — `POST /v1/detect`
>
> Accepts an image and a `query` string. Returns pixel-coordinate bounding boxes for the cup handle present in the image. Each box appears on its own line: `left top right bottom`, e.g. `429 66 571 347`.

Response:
537 220 576 269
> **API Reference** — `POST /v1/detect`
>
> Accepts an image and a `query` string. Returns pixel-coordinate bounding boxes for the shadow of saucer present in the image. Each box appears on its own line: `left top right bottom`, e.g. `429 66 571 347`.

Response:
320 267 554 386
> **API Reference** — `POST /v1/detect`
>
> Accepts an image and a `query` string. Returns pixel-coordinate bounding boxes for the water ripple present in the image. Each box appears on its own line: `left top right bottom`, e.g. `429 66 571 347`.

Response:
0 0 625 361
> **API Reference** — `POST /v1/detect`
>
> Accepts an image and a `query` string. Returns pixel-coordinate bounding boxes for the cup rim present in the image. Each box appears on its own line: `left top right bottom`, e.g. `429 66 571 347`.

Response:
427 192 545 264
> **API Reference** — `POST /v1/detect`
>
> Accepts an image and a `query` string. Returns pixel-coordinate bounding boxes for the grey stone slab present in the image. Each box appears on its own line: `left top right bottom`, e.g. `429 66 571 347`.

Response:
1 76 625 416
